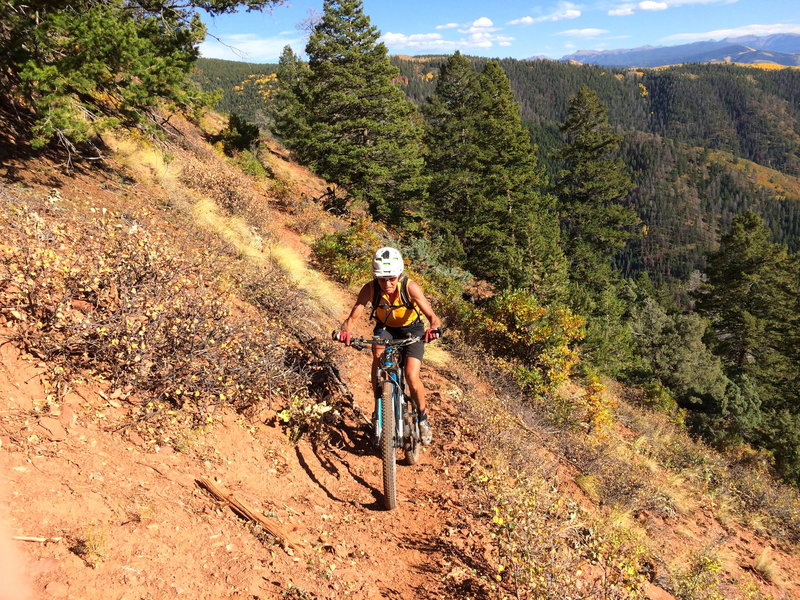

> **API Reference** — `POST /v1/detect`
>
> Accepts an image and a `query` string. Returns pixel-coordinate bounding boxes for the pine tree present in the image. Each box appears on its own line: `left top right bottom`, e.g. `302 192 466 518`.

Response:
695 211 800 482
301 0 426 227
422 56 564 294
554 85 637 280
552 85 637 373
272 45 311 156
422 52 482 267
695 211 799 408
471 61 565 293
0 1 285 154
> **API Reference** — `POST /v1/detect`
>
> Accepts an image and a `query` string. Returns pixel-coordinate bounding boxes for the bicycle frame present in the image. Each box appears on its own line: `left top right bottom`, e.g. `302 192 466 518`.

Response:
375 345 408 449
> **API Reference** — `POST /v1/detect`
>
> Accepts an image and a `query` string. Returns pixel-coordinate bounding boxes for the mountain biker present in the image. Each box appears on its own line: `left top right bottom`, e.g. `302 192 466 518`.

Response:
336 247 442 445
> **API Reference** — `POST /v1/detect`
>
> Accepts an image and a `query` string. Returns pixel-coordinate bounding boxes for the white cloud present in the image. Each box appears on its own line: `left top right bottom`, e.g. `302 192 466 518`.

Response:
380 27 515 53
459 17 501 35
382 32 444 45
663 23 800 42
608 0 739 16
556 28 609 37
381 16 520 54
638 1 668 9
199 34 301 62
508 2 581 26
608 6 636 15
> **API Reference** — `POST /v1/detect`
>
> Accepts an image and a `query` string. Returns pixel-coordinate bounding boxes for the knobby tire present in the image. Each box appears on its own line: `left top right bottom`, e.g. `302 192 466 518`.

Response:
380 380 397 510
404 398 420 466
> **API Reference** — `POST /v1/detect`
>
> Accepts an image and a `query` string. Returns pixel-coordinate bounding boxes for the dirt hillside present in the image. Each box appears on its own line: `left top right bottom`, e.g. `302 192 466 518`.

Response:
2 116 799 600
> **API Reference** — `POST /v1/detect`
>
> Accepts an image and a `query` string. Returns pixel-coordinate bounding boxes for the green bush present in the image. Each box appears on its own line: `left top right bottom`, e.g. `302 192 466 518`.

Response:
222 113 260 154
311 219 382 285
473 289 585 397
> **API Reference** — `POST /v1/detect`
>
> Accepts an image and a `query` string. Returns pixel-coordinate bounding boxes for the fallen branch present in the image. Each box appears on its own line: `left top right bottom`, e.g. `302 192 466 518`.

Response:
13 536 63 543
195 476 306 554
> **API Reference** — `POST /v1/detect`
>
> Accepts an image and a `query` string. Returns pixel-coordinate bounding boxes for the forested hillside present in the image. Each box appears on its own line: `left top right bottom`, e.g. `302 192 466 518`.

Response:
390 57 800 278
198 55 800 281
193 58 278 127
194 12 800 488
3 2 800 599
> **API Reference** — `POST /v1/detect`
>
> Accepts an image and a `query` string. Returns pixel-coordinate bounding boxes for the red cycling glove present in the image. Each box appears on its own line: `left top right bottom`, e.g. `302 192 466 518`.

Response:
424 328 441 343
336 331 351 345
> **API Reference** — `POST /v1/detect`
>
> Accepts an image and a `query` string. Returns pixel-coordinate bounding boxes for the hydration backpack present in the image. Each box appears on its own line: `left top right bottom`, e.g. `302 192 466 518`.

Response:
369 274 421 325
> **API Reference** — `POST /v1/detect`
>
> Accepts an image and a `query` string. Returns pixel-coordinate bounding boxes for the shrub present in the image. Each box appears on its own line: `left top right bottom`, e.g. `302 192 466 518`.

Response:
276 395 339 446
473 289 584 397
311 219 383 284
70 524 107 569
0 195 307 429
180 158 261 216
234 149 268 179
476 463 646 599
668 551 725 600
221 113 260 154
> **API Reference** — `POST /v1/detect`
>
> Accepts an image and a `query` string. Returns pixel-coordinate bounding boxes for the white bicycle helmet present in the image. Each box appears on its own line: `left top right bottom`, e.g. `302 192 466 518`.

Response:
372 247 404 278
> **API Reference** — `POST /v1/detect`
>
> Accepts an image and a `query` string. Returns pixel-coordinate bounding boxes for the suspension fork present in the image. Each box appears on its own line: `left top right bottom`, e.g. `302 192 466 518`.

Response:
376 349 403 447
375 348 398 431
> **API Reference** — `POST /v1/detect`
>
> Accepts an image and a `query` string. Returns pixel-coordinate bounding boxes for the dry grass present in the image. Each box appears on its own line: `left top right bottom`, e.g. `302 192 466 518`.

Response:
102 130 181 191
422 344 451 369
575 473 602 503
752 548 781 585
266 242 344 318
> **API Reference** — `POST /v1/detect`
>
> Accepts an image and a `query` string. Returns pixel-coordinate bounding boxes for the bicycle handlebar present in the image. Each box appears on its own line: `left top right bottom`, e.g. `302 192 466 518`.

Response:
331 330 440 350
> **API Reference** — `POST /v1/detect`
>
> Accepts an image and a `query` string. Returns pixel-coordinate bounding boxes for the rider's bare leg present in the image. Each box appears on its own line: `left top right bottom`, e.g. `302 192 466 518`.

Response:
370 345 385 411
404 356 426 413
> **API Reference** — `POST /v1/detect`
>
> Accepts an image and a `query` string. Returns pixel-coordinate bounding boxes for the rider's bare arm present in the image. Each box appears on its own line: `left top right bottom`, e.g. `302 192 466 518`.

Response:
340 281 374 333
407 280 441 331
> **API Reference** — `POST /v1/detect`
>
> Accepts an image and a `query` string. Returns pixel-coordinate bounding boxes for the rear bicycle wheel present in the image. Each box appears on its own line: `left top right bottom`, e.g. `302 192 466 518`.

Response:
380 380 397 510
404 400 421 466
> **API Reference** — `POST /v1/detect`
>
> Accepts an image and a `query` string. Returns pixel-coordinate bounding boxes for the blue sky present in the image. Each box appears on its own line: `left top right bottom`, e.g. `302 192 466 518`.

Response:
199 0 800 63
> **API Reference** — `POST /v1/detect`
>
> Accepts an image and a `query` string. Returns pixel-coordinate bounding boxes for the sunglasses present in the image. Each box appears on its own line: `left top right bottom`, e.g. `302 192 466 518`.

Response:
378 276 398 282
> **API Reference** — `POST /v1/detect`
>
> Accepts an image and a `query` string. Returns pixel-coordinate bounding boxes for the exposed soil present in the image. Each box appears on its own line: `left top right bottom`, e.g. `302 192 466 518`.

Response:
0 144 493 600
1 316 481 600
2 127 799 600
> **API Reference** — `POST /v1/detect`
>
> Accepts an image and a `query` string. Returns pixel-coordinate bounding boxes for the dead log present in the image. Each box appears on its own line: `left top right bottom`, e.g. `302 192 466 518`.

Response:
195 476 306 553
13 536 63 543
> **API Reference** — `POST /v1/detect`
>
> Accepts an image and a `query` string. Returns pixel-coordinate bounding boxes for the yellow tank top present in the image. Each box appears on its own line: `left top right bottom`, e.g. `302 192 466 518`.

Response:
373 278 421 327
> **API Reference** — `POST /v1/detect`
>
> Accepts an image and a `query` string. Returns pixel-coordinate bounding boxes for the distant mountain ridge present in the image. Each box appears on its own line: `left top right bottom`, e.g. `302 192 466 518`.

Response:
558 33 800 67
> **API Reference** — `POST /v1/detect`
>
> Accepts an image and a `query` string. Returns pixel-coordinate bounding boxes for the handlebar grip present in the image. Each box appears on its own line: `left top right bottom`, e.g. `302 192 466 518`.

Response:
332 330 340 342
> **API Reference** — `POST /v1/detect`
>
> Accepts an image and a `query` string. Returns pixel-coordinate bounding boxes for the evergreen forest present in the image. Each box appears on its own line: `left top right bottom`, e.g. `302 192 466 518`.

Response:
194 2 800 487
3 0 800 489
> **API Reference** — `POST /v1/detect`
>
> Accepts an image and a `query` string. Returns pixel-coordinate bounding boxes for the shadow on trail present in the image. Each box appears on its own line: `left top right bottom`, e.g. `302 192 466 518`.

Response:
336 452 384 511
294 411 387 510
294 446 345 504
400 532 493 600
328 410 394 511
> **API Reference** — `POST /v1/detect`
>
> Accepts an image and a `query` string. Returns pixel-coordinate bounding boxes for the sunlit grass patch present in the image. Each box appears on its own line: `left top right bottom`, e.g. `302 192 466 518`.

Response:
752 547 781 586
192 196 268 260
102 130 180 189
423 343 450 368
266 242 343 318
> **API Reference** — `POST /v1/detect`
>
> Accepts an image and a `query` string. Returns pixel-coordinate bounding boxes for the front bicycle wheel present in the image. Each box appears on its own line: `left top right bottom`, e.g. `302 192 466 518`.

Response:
380 380 397 510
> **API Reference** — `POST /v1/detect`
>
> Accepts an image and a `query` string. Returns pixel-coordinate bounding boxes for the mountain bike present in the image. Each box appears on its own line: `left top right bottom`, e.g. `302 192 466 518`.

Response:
332 332 436 510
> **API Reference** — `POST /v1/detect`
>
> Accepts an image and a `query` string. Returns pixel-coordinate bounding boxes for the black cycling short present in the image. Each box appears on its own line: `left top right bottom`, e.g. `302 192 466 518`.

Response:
373 320 425 361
